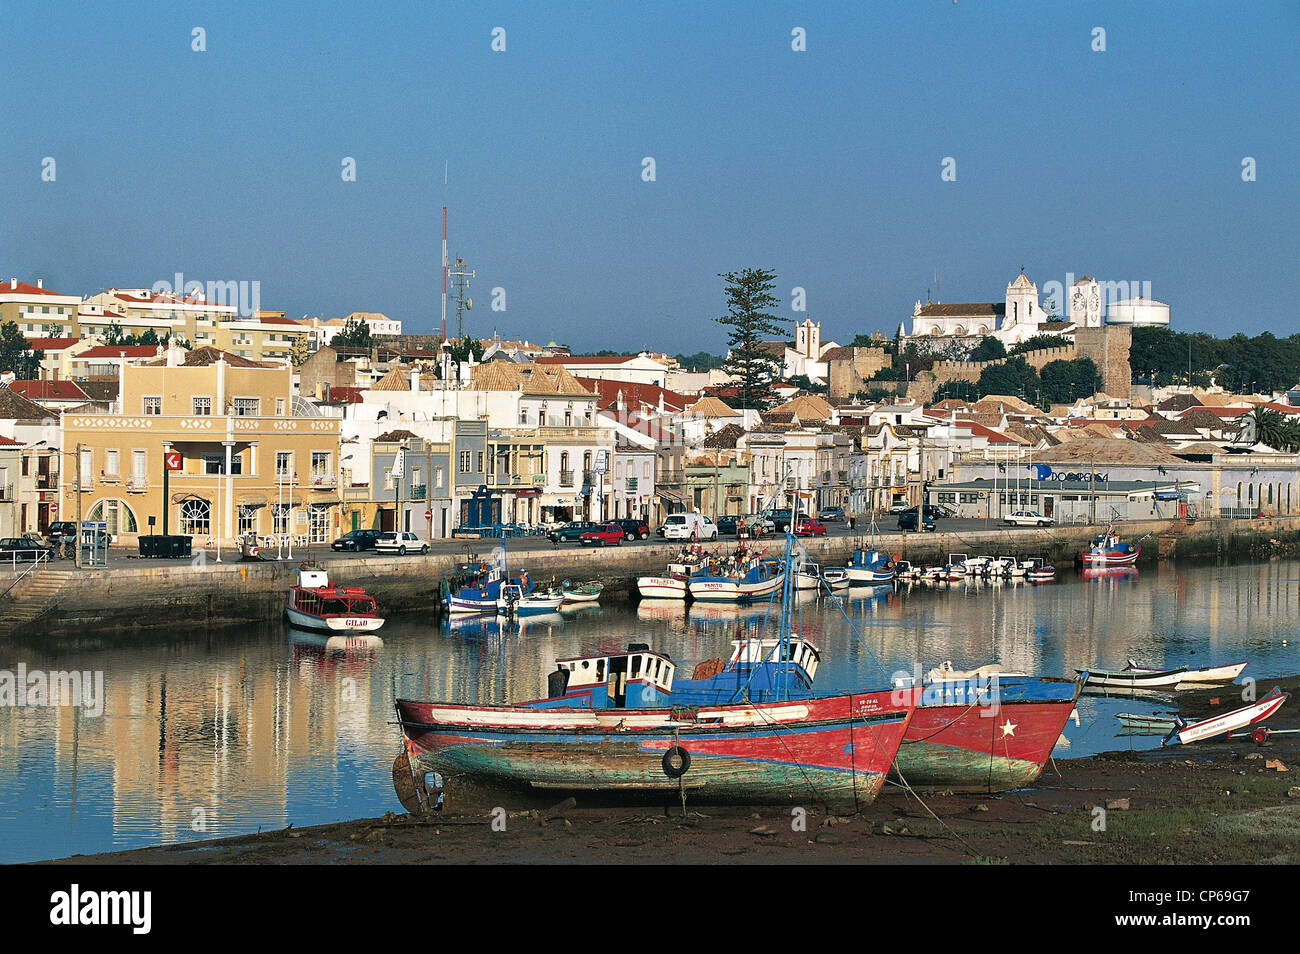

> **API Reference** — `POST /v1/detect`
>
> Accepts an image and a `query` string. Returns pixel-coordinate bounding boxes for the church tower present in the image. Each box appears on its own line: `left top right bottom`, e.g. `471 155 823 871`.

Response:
1069 275 1102 328
795 319 820 358
1003 271 1041 332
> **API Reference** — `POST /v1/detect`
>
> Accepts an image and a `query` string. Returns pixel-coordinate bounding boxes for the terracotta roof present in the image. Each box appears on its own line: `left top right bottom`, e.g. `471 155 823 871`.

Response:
0 279 73 298
79 345 160 359
574 377 690 415
0 435 22 446
77 380 119 402
821 346 854 362
916 302 1004 318
683 396 740 418
1036 436 1184 465
0 387 53 422
4 380 89 401
768 393 834 420
320 385 366 403
471 361 594 396
702 423 745 449
140 346 270 368
375 429 420 442
371 366 412 391
974 394 1039 415
23 337 79 352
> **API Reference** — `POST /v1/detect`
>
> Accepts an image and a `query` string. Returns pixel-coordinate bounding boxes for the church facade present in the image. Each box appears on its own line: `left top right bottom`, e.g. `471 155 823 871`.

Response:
905 272 1052 347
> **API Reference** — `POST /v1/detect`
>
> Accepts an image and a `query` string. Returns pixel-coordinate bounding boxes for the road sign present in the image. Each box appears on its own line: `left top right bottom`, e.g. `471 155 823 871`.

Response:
594 450 608 474
425 509 432 519
164 451 182 471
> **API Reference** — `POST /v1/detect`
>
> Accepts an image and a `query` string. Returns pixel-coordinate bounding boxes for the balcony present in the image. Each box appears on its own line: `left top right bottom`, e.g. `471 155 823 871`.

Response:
309 474 337 488
837 471 849 484
36 474 55 490
0 483 10 501
125 476 148 493
559 470 575 488
273 472 300 486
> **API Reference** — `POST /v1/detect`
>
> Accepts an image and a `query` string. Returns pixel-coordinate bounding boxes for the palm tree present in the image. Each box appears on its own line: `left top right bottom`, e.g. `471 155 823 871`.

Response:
1242 406 1288 449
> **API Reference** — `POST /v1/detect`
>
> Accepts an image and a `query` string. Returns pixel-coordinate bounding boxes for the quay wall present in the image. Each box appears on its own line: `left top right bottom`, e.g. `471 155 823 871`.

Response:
5 515 1300 637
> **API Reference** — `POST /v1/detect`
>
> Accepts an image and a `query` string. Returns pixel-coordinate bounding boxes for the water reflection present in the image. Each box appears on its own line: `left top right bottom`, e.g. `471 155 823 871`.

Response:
1 557 1297 862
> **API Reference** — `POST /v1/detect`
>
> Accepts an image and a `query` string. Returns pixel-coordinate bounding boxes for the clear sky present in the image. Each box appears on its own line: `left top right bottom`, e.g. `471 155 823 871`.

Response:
2 0 1295 351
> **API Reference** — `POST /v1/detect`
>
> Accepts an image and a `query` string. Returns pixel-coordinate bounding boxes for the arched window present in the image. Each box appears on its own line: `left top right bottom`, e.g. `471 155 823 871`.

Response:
87 499 138 536
179 498 211 534
1237 482 1243 507
1268 483 1275 505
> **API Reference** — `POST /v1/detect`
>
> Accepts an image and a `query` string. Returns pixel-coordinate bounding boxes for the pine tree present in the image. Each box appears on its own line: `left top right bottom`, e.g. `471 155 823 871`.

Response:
716 268 787 410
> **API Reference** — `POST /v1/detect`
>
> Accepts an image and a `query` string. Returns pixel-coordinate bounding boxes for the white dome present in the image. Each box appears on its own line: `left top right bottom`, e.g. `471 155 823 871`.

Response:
1105 298 1170 326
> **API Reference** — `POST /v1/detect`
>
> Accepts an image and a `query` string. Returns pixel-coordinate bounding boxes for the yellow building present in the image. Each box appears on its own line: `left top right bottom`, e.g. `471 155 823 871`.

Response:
1 278 80 337
61 345 341 546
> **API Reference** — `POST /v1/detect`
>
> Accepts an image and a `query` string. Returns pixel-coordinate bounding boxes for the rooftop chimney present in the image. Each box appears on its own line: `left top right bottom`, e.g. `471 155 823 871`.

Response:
9 279 15 290
36 279 43 288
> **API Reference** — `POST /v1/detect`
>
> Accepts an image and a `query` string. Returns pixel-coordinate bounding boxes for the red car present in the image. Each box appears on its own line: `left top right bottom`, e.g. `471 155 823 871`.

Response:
578 523 624 546
793 517 827 536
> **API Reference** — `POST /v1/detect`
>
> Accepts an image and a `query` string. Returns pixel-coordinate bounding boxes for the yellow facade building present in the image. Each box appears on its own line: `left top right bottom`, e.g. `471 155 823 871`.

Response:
61 346 341 547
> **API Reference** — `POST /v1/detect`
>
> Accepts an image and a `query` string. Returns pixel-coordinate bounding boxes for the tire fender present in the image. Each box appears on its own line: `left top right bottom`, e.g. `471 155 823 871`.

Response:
662 745 691 779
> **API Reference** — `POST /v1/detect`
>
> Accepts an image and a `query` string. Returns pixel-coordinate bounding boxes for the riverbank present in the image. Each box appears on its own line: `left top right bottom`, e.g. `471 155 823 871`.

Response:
6 514 1300 638
42 678 1300 865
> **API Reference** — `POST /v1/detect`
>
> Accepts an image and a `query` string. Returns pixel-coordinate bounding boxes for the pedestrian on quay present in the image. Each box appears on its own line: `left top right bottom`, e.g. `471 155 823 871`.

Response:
848 510 857 531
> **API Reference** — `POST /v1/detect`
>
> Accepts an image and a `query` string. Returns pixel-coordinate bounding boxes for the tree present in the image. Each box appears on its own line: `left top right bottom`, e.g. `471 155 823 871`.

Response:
1040 357 1100 405
138 328 160 346
787 373 828 394
447 335 486 382
976 356 1041 402
1010 334 1071 356
968 336 1006 362
716 268 788 410
871 366 902 382
1242 406 1290 449
0 321 43 378
849 333 887 348
330 317 373 348
673 351 725 372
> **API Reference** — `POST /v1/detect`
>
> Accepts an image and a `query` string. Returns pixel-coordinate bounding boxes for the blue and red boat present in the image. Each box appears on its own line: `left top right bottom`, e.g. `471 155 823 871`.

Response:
440 558 535 615
1079 529 1141 568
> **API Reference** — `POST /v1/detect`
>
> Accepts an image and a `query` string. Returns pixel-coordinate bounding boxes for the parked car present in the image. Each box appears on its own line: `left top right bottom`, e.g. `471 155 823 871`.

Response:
658 512 718 541
549 521 601 543
331 529 382 552
897 508 936 532
820 506 845 522
45 521 78 545
765 509 795 532
613 518 650 541
743 514 776 534
1005 510 1054 527
716 515 739 535
374 531 429 555
793 517 827 536
887 502 911 515
579 523 624 546
0 536 55 562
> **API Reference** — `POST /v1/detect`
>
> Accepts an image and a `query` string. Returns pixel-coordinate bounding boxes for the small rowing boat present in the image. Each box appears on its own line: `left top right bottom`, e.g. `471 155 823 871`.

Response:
1080 658 1247 690
1162 686 1289 745
1115 712 1177 733
560 579 604 604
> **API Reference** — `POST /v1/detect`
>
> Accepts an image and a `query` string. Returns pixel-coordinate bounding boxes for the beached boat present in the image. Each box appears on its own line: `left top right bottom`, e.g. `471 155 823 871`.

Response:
1116 712 1177 733
285 565 385 633
560 579 604 604
1162 686 1289 745
394 636 916 808
890 662 1085 793
1080 659 1247 690
1079 530 1141 567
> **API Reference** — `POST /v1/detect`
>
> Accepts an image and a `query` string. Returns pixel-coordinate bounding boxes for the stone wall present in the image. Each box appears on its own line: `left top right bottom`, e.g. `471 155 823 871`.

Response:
827 347 892 401
1073 325 1131 399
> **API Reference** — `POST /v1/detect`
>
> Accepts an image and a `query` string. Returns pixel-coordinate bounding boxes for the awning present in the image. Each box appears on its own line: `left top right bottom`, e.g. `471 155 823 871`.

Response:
656 488 687 504
236 494 268 508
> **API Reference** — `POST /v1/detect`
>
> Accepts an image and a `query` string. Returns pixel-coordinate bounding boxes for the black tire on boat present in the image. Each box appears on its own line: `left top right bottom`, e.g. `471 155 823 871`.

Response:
662 745 691 779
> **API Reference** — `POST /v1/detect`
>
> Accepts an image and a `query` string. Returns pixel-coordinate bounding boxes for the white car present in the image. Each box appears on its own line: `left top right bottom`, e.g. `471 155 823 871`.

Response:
374 531 430 554
1004 511 1053 527
658 513 718 541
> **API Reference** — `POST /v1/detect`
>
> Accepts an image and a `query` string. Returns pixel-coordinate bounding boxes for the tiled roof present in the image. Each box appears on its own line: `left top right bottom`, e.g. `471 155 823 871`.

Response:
23 337 79 352
1 279 73 298
371 366 412 391
683 396 740 417
0 435 22 446
140 346 270 368
79 345 160 359
1036 436 1184 465
0 387 53 422
574 376 690 414
702 423 745 449
471 361 594 396
4 380 89 401
535 354 638 365
915 302 1004 317
769 393 834 420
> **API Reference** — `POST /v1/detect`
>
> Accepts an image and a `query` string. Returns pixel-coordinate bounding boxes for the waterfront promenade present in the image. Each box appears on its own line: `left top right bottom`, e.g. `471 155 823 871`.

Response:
4 514 1299 638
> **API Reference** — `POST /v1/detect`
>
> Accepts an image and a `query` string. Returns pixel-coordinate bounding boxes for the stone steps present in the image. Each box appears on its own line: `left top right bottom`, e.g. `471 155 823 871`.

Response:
0 570 69 635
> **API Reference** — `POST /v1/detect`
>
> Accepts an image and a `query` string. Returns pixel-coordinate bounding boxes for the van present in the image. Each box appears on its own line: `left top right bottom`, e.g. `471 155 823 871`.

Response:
657 512 718 541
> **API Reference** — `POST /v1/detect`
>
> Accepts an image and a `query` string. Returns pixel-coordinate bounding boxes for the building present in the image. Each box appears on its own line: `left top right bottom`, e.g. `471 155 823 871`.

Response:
1 279 81 338
0 386 61 533
534 353 674 388
60 346 341 545
907 272 1044 347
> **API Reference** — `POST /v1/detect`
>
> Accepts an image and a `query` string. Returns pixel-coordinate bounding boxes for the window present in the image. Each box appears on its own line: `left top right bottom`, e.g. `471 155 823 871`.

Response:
435 466 444 489
519 409 528 425
193 397 212 416
232 397 260 417
88 499 138 536
204 455 225 475
104 449 119 477
459 451 471 473
133 450 147 479
309 504 329 544
143 397 162 415
276 451 292 479
311 452 329 479
276 398 287 416
272 504 290 534
383 468 394 490
179 498 211 535
238 506 257 535
476 452 484 472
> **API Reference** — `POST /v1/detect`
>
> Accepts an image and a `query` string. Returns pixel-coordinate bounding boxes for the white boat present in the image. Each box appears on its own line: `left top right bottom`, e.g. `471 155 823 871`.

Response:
1163 686 1289 745
820 567 851 591
792 563 823 591
560 579 604 604
1082 658 1247 690
285 566 385 633
499 584 565 616
688 559 785 603
637 557 705 600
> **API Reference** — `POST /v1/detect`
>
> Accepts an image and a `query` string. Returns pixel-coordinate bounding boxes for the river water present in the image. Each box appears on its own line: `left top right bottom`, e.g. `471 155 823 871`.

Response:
2 557 1296 863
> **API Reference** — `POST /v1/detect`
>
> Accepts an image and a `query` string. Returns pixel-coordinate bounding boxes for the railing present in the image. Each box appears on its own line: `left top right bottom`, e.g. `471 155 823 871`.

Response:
36 474 55 489
274 472 300 485
310 474 336 488
0 483 10 501
559 470 575 488
125 476 148 492
0 550 48 592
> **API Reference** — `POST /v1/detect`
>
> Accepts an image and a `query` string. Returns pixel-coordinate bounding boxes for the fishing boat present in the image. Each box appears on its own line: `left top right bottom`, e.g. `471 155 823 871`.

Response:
441 558 535 615
895 560 921 582
560 579 604 604
285 565 385 633
1079 529 1141 567
498 583 564 616
846 548 895 584
1162 686 1289 745
636 551 707 600
1025 558 1057 583
792 561 824 591
688 555 784 603
820 567 851 592
889 662 1085 793
1080 659 1247 690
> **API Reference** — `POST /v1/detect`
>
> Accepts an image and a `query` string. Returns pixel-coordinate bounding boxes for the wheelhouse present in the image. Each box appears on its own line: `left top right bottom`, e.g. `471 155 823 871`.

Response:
542 642 676 709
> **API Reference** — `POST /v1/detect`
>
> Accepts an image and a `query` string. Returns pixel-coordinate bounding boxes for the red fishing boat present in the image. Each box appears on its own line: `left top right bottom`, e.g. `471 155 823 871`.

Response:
286 565 385 633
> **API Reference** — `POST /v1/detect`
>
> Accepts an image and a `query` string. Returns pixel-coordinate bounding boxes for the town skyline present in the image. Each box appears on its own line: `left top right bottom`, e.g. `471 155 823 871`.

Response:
4 1 1296 349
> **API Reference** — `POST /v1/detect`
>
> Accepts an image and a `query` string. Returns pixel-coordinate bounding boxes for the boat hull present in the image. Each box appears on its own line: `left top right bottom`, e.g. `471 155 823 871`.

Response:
285 605 385 633
637 576 687 600
1080 546 1141 567
890 677 1082 793
396 691 913 808
688 572 785 603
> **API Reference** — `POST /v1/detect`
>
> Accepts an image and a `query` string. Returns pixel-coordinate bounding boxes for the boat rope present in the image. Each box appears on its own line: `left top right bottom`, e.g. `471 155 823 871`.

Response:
886 760 981 858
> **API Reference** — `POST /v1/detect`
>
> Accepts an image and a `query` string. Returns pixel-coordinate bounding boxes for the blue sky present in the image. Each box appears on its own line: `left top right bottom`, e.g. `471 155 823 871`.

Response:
2 0 1295 351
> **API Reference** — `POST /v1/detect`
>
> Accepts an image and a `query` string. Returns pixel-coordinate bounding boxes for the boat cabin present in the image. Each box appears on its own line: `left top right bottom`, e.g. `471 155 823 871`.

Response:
538 643 677 709
290 568 377 617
